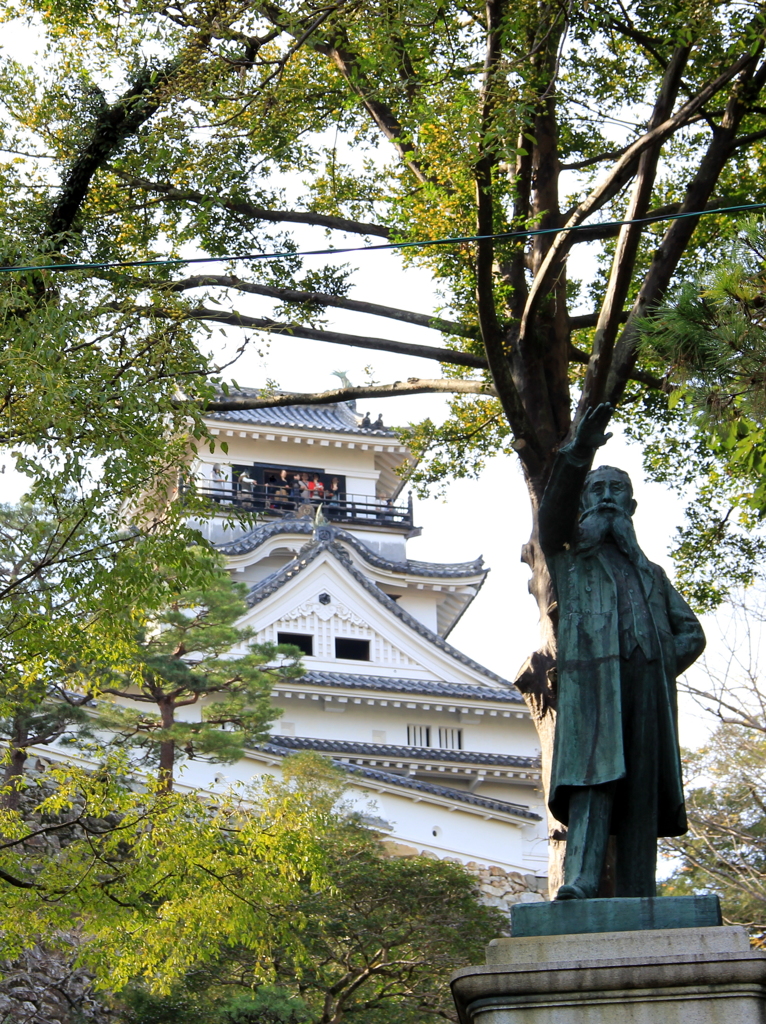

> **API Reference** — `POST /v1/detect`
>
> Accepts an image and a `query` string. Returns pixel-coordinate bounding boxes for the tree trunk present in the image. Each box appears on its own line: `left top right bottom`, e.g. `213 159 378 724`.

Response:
511 470 567 893
158 700 176 794
2 717 30 810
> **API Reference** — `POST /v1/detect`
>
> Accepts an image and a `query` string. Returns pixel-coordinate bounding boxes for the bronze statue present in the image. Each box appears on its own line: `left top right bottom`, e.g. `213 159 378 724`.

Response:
539 404 705 900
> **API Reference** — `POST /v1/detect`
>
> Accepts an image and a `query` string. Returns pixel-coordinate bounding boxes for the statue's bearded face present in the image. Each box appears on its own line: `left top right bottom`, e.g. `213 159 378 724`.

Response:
578 468 642 561
581 469 636 519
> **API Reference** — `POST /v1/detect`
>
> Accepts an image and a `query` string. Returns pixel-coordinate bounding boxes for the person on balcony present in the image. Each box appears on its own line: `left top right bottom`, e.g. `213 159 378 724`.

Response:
273 470 291 510
238 469 256 507
211 463 227 503
289 476 303 507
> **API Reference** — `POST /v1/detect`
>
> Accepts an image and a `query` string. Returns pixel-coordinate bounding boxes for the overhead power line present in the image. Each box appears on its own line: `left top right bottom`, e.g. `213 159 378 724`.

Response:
4 201 766 276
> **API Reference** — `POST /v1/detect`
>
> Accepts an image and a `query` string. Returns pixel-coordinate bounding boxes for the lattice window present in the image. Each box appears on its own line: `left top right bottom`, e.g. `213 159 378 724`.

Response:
438 727 463 750
407 724 431 748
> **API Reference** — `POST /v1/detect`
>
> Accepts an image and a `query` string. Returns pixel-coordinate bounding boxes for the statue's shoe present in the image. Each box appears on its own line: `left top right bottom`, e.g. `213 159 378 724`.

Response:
554 883 590 901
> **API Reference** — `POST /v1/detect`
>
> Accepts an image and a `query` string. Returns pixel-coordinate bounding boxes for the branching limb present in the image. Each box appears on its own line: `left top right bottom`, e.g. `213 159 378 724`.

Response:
567 344 663 390
576 43 691 418
47 49 206 239
606 49 766 403
521 50 755 334
474 0 543 472
255 3 431 185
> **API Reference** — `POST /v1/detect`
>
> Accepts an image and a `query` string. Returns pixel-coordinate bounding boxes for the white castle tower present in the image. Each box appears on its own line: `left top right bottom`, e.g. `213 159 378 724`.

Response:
189 394 548 880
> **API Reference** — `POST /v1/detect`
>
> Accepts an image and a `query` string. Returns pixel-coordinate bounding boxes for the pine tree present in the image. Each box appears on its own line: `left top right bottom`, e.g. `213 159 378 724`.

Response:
81 551 302 791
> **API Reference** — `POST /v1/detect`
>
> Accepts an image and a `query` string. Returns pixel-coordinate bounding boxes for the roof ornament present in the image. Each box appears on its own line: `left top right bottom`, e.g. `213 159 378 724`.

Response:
361 411 372 428
332 370 353 389
312 503 335 542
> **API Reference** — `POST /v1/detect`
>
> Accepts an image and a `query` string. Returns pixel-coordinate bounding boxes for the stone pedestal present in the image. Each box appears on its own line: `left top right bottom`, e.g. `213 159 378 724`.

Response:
450 924 766 1023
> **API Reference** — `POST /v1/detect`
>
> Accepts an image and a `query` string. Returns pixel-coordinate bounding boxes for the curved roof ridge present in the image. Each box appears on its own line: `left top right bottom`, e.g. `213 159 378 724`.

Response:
243 530 517 691
219 520 486 579
219 517 314 555
328 541 512 687
265 733 538 767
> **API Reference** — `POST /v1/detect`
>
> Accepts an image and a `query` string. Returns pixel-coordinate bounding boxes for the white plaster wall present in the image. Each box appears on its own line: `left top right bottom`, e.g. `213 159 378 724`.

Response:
177 753 547 872
270 696 536 751
396 590 439 633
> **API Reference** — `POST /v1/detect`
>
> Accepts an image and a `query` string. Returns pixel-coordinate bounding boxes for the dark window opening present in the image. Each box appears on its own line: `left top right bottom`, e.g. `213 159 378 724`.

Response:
335 638 370 661
277 632 314 656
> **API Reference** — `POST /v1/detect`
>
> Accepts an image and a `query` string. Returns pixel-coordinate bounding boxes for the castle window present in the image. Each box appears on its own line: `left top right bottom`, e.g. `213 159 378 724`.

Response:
335 638 370 661
277 632 314 656
438 727 463 750
407 725 431 747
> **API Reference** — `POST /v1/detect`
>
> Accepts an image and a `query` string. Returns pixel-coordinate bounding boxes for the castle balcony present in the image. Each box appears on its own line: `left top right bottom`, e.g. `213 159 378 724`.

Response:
182 479 415 532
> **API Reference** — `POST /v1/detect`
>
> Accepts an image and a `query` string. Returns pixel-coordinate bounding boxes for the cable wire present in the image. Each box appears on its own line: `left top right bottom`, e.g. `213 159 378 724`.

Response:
4 201 766 276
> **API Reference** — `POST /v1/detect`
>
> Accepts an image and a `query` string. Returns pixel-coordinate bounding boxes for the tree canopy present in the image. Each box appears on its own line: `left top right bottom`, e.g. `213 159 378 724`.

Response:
5 0 766 883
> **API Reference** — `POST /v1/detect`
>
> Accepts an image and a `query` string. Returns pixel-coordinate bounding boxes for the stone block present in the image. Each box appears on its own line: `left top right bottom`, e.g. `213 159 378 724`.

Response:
486 926 751 965
380 841 419 858
511 894 721 937
451 925 766 1024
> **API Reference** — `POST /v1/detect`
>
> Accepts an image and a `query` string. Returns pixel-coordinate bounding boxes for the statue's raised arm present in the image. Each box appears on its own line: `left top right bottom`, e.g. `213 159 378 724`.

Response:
539 403 614 555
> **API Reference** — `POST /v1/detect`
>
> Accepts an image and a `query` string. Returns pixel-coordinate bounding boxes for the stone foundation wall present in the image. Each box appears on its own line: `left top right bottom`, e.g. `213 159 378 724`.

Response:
0 944 113 1024
379 841 549 913
464 862 549 911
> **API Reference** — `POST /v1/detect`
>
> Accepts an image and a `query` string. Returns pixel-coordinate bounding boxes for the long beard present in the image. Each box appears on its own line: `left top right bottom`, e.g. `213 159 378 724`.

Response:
577 504 645 567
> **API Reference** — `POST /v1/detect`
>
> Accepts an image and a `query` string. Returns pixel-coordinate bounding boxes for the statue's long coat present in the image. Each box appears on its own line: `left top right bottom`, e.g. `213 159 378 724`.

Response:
539 445 706 838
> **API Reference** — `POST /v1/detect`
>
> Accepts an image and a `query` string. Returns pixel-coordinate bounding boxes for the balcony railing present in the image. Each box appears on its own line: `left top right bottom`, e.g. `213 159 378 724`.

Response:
183 481 414 529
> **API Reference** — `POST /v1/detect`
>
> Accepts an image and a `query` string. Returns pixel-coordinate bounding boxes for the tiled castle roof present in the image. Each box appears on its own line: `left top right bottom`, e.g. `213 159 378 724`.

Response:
264 733 539 768
294 671 523 704
259 740 541 821
243 525 519 691
206 393 395 436
218 519 486 579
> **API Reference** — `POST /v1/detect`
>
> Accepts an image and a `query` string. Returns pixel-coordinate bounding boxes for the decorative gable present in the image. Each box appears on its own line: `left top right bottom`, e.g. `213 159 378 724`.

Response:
257 595 420 668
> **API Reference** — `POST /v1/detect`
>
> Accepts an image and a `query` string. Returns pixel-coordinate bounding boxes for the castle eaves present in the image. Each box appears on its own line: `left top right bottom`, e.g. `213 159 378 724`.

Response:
291 670 523 704
206 394 395 436
264 733 539 767
243 529 517 690
259 741 541 820
218 518 486 580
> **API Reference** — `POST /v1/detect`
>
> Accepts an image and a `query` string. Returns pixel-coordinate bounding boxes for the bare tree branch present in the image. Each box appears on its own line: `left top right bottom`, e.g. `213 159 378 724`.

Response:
607 50 766 403
128 305 488 368
576 43 691 417
152 275 475 337
567 343 663 390
568 198 751 244
112 171 391 237
202 378 496 412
